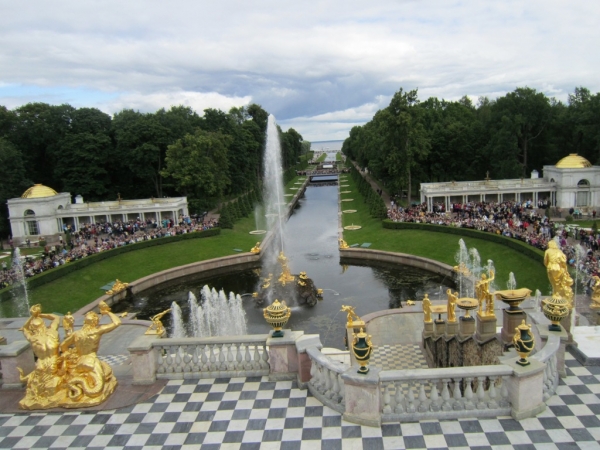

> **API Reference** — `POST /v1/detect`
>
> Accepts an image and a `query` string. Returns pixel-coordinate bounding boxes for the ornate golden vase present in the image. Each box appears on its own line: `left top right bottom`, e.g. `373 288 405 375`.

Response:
263 299 291 338
352 328 373 374
513 320 535 366
542 294 569 332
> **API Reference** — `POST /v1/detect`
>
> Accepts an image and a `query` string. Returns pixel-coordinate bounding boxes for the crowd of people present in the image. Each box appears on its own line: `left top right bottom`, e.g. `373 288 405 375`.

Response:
0 216 219 289
387 199 600 282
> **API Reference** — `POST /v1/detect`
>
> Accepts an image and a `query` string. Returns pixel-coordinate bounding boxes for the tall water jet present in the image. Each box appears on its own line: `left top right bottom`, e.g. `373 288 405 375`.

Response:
507 272 517 290
534 289 542 312
454 239 470 297
170 302 186 338
469 248 482 280
10 248 30 316
188 292 201 337
262 115 287 271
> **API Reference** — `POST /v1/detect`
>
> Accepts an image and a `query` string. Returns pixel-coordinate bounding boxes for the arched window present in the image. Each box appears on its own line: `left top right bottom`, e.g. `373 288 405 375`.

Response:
23 210 39 235
57 205 64 210
577 179 590 207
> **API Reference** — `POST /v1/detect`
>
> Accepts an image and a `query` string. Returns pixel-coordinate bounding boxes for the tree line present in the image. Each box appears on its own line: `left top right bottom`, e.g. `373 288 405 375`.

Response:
342 87 600 203
0 102 308 237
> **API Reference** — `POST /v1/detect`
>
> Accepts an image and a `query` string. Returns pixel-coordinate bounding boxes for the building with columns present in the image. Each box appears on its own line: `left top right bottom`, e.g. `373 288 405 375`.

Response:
7 184 188 245
420 154 600 213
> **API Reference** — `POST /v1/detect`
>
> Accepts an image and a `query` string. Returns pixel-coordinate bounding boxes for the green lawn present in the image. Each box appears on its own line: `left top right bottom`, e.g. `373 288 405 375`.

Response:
339 175 549 293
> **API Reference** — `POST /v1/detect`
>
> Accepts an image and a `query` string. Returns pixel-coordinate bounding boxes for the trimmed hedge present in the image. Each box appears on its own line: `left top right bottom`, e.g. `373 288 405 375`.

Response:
0 228 221 297
382 220 544 263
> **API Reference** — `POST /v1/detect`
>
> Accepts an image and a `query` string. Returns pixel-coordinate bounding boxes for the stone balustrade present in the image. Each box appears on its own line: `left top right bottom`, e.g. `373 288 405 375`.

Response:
531 333 560 401
306 346 347 414
379 365 512 422
150 335 270 380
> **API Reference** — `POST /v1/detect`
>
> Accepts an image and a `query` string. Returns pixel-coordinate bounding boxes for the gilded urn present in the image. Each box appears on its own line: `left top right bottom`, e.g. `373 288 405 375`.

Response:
494 288 532 312
263 299 291 338
352 328 373 374
512 320 535 366
542 294 569 332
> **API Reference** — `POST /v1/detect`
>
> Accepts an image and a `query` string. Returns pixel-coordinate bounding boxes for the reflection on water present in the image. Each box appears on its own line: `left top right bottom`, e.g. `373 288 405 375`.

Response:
115 185 454 348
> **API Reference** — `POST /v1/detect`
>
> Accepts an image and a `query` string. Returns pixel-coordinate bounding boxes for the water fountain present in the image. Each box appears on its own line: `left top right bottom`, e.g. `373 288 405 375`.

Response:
507 272 517 290
10 248 30 317
170 286 247 338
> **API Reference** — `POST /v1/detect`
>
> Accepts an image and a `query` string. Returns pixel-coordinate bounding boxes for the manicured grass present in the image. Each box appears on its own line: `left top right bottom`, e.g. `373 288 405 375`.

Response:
340 175 550 293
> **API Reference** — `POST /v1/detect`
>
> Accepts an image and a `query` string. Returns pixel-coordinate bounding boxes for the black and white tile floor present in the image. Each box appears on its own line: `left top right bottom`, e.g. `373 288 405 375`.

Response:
1 351 599 449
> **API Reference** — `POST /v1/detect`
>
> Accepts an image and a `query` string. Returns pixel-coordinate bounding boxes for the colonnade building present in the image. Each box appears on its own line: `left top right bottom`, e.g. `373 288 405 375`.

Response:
420 154 600 213
7 184 188 245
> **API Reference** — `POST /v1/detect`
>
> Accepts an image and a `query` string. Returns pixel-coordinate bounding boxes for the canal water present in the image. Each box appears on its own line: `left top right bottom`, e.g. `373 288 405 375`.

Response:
117 183 454 348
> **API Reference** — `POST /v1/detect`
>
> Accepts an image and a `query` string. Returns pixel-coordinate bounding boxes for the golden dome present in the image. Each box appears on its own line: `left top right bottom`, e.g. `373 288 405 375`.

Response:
21 184 58 199
555 154 592 169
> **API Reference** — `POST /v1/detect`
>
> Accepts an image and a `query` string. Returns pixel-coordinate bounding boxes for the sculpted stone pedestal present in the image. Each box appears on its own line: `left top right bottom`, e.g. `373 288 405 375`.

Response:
501 308 527 346
537 324 568 378
0 341 34 389
267 330 304 381
445 321 458 338
422 321 433 338
434 319 446 336
475 312 497 342
459 316 475 339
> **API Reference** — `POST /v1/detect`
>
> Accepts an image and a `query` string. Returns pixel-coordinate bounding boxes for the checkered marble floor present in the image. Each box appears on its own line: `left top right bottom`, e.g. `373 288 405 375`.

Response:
370 344 428 371
1 352 599 449
98 354 130 367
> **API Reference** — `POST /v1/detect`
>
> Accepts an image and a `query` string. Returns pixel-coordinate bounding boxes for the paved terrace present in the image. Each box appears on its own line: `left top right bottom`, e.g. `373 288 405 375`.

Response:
1 312 600 449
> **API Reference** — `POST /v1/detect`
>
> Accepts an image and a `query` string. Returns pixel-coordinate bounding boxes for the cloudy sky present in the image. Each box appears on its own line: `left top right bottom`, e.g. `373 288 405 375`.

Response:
1 1 598 141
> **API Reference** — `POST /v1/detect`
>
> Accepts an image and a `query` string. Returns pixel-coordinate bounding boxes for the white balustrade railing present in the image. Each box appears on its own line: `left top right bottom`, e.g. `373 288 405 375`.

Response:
532 334 560 400
152 335 269 379
306 347 349 413
379 365 512 421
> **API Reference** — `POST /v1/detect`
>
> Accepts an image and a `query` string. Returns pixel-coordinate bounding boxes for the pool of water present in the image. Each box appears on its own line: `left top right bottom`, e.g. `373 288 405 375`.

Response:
114 185 454 348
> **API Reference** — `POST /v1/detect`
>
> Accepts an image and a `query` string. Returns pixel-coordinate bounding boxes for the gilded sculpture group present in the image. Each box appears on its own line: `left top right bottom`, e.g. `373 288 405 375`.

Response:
18 302 121 410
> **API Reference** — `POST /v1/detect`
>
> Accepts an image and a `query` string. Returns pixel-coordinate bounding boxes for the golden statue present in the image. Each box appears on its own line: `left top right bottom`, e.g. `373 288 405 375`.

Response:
250 242 261 254
58 301 121 408
422 294 432 323
339 238 349 249
145 309 171 336
262 273 272 289
544 240 574 307
106 279 128 295
447 289 458 322
18 305 64 409
63 311 74 337
341 305 364 328
590 275 600 309
453 262 471 277
277 251 295 285
475 270 495 317
297 271 307 287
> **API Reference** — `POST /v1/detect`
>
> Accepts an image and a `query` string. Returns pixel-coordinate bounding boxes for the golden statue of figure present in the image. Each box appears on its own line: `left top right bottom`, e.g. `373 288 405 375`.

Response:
145 309 171 336
63 311 75 337
544 240 574 307
447 289 458 322
277 251 295 285
58 301 121 408
341 305 364 328
106 279 128 295
339 238 349 249
18 305 64 409
475 270 495 317
250 242 261 254
453 262 471 276
262 273 272 289
590 275 600 309
422 294 432 323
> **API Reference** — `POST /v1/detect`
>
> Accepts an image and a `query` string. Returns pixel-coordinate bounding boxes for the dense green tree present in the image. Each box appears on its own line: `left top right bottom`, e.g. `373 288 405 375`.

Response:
0 138 30 236
162 130 231 212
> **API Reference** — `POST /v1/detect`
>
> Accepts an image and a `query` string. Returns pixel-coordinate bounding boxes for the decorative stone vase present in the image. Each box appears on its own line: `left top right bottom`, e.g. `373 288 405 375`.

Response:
513 320 535 366
352 328 373 374
494 288 532 312
263 299 291 338
542 294 569 332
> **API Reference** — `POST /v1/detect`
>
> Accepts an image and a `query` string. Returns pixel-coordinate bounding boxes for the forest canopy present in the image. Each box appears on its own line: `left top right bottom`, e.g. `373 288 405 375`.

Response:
0 103 307 237
342 87 600 201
